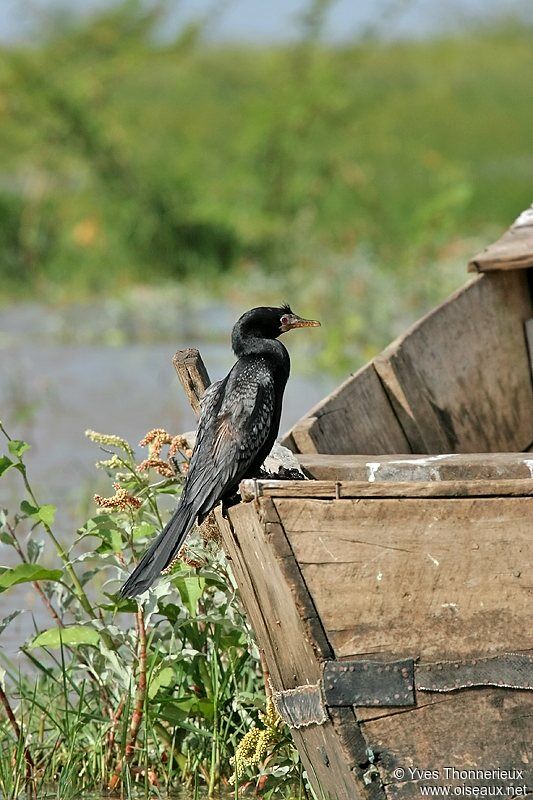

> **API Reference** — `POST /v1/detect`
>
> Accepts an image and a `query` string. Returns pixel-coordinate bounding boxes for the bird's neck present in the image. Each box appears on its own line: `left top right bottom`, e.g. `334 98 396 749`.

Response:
232 330 289 366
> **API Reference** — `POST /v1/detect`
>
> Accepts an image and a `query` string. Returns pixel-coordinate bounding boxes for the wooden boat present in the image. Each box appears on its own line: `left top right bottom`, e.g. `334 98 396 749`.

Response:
178 206 533 800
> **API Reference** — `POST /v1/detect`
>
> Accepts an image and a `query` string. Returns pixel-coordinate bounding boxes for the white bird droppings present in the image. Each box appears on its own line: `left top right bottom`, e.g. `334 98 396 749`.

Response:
366 462 381 482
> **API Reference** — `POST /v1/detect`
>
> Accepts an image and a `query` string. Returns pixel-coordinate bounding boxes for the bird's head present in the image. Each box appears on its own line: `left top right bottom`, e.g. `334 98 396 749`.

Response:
234 304 320 341
231 304 320 356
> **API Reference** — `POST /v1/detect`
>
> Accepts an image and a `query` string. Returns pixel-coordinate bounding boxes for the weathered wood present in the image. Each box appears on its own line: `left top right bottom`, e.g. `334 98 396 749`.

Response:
216 501 375 800
297 452 533 482
276 496 533 661
219 477 533 800
282 363 411 455
373 271 533 453
362 688 532 796
526 318 533 383
240 477 533 500
468 204 533 272
172 348 211 416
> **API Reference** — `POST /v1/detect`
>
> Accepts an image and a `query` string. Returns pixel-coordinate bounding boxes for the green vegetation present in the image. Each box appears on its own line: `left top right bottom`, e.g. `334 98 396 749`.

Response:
1 2 531 371
0 424 306 798
1 4 531 291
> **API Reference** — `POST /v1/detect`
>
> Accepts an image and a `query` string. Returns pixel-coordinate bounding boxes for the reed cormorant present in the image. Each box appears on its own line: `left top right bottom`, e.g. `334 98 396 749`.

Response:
120 304 320 597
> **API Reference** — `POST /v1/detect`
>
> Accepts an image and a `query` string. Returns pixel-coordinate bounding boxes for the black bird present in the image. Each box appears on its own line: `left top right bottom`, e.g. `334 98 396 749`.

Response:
120 304 320 597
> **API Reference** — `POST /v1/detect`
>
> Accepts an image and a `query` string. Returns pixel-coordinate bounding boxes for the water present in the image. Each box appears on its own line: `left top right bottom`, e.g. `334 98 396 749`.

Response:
0 297 336 659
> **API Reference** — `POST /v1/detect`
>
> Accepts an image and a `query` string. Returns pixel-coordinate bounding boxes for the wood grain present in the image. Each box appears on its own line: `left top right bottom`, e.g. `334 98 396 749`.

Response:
282 362 411 455
240 478 533 500
363 688 532 796
275 496 533 661
217 501 374 800
468 205 533 272
373 272 533 453
297 452 533 482
172 348 211 416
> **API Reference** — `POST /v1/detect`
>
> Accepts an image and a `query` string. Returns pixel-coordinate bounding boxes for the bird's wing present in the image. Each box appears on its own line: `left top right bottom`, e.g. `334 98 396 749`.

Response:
184 361 276 511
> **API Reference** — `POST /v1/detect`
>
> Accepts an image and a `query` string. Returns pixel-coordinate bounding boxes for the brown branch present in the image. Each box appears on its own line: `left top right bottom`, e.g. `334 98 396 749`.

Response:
172 348 211 417
0 682 35 780
105 693 127 773
108 606 148 789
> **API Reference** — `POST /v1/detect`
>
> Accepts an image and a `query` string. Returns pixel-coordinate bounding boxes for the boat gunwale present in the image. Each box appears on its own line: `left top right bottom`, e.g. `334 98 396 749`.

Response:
239 476 533 500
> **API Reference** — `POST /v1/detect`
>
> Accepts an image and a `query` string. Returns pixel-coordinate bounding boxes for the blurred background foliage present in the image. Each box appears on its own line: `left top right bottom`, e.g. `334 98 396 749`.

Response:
0 0 532 370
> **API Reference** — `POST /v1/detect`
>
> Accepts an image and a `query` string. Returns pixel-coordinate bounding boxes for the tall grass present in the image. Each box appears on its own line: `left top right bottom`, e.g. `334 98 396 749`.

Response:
0 424 306 798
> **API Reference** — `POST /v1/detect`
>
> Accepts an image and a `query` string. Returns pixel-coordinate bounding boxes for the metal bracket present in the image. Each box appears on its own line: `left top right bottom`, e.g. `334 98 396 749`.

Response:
416 652 533 692
271 652 533 730
323 659 415 707
271 683 327 729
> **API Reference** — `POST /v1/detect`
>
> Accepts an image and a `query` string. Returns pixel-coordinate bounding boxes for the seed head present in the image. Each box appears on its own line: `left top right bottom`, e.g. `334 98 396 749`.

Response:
94 483 142 512
139 428 172 458
85 429 134 456
138 458 176 478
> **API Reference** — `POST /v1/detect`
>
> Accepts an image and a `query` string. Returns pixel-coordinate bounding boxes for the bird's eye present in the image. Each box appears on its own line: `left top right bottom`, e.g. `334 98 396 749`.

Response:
280 314 290 327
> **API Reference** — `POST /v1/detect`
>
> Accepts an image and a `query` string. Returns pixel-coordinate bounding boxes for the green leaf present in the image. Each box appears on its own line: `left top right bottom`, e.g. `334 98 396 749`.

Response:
30 626 101 649
0 456 13 477
0 564 63 593
132 521 156 541
37 504 56 526
177 576 206 616
148 666 175 699
20 500 38 516
19 501 56 527
27 539 44 564
8 440 30 458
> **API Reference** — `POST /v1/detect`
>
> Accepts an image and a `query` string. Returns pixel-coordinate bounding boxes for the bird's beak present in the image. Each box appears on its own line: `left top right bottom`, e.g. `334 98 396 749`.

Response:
280 314 321 333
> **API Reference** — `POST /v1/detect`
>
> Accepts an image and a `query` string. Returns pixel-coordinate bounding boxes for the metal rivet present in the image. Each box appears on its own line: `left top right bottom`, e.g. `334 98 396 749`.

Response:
407 684 413 691
394 693 400 700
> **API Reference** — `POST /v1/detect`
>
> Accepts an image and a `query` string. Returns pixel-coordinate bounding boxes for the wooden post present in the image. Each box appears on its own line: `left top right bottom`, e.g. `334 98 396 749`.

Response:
172 348 211 417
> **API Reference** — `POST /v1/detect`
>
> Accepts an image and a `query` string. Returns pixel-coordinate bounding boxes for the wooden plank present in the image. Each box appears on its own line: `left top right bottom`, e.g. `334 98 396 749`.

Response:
275 496 533 661
216 501 374 800
468 205 533 272
362 688 533 797
373 271 533 453
282 362 411 455
240 478 533 500
297 452 533 482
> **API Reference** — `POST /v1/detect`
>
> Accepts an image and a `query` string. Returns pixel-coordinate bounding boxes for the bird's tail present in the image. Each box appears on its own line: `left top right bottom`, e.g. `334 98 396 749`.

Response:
120 498 197 598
